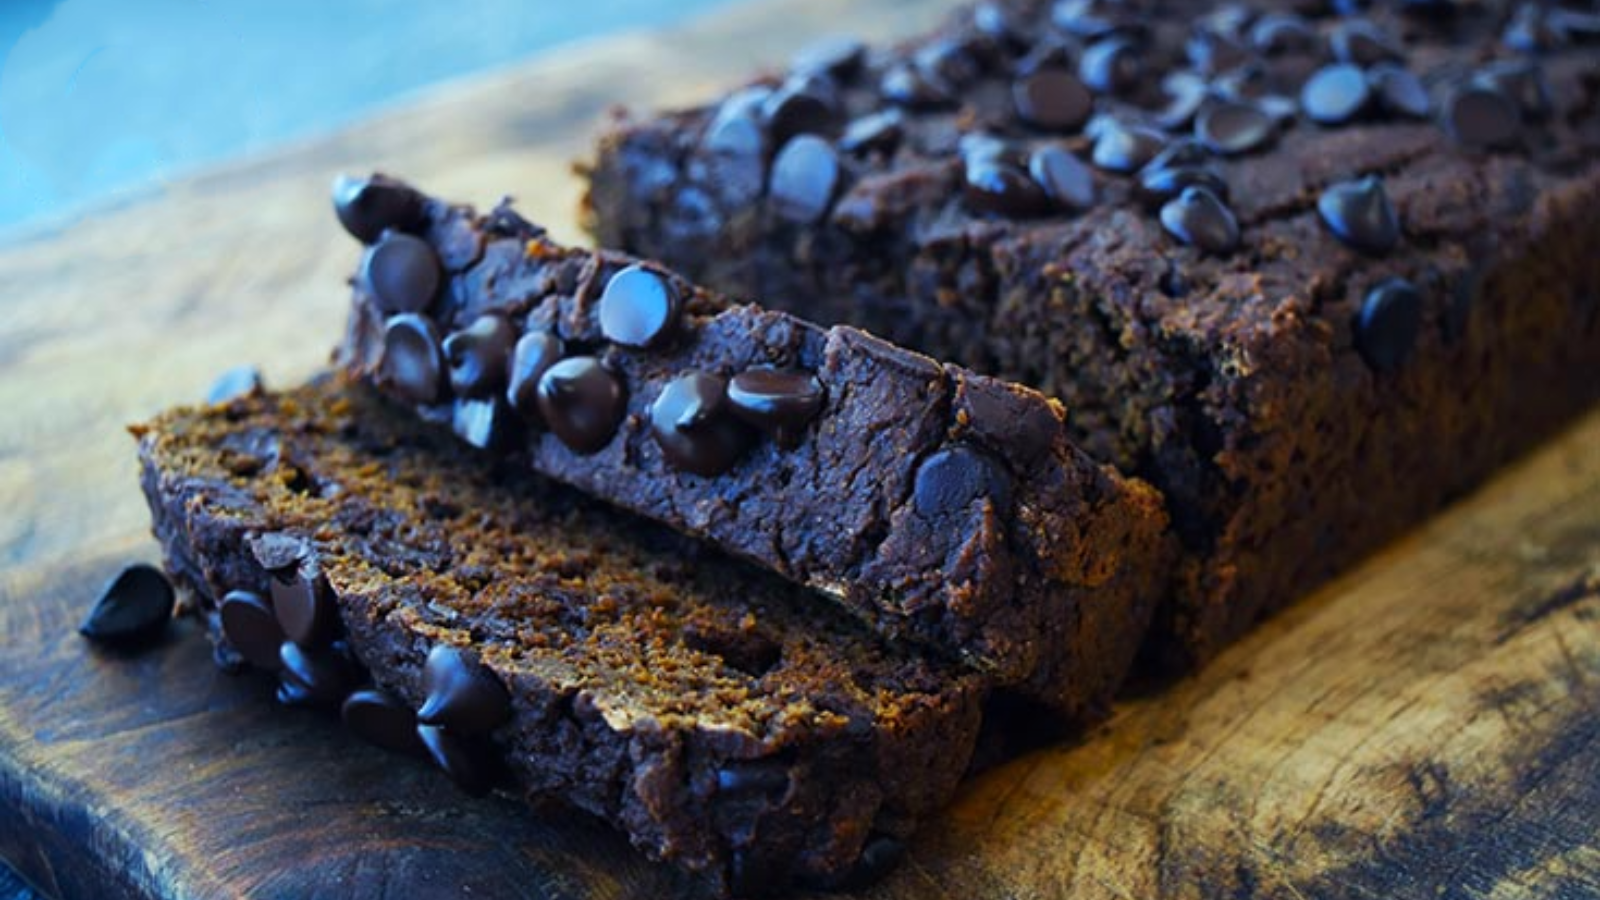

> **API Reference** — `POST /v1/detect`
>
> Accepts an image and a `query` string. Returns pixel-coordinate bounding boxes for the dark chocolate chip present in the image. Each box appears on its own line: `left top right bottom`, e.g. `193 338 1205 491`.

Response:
727 367 826 444
913 38 981 91
1090 122 1167 173
650 371 756 477
1330 19 1404 65
443 314 515 398
959 133 1014 165
270 571 337 649
416 724 497 796
1136 164 1230 210
1155 72 1210 130
1079 38 1141 95
1250 13 1320 55
599 264 681 349
879 63 952 108
1145 137 1211 172
275 678 314 707
838 110 905 155
1195 99 1275 155
452 395 515 451
331 174 424 244
361 232 442 315
1440 82 1519 148
913 445 1012 519
79 564 174 647
1301 63 1372 125
716 761 792 795
1257 94 1300 127
1354 278 1423 374
973 1 1027 44
1318 175 1400 254
505 330 565 427
219 589 286 671
1368 64 1431 118
1050 0 1121 39
1477 60 1551 121
762 74 840 143
1160 185 1240 254
1186 29 1251 76
1210 62 1274 103
377 314 446 405
342 688 424 756
704 106 766 160
1028 146 1097 211
769 135 842 224
416 644 512 736
535 356 627 454
205 365 264 404
1502 2 1560 52
791 36 866 78
1012 67 1094 132
278 642 355 706
964 159 1050 217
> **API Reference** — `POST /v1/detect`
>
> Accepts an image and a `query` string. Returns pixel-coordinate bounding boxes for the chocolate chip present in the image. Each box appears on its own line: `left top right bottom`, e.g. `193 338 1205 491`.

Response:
1079 38 1141 95
1354 278 1423 373
1368 64 1430 118
270 571 336 649
1477 60 1551 121
762 74 840 143
913 38 981 91
1160 186 1240 254
342 688 424 756
443 314 515 398
791 36 866 78
275 679 314 707
1210 63 1273 102
973 1 1026 44
1318 175 1400 254
727 368 826 445
1250 13 1319 55
838 110 905 155
1440 82 1519 148
879 63 952 108
377 314 446 405
535 356 626 454
219 589 286 671
704 105 766 161
332 174 423 244
416 644 512 736
1186 29 1250 76
964 159 1049 217
1012 67 1094 132
505 331 564 427
1155 72 1210 130
769 135 842 224
278 642 356 706
1028 146 1097 212
416 724 498 796
650 371 755 477
361 232 441 315
599 264 681 349
1090 122 1167 173
1145 137 1211 172
1136 164 1230 210
79 564 174 647
716 761 792 795
913 445 1012 519
1051 0 1121 39
1330 19 1403 65
1502 2 1560 52
205 365 264 404
1194 99 1275 155
452 395 515 451
1301 63 1372 125
959 133 1014 165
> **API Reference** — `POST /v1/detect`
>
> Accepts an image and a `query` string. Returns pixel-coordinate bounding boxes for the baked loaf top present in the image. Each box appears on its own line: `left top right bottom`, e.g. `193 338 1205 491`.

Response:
332 177 1173 716
134 377 987 897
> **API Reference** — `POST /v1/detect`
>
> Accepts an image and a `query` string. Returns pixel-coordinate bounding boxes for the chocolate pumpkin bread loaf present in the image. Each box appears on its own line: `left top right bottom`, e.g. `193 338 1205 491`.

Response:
583 0 1600 664
330 177 1174 718
135 376 988 896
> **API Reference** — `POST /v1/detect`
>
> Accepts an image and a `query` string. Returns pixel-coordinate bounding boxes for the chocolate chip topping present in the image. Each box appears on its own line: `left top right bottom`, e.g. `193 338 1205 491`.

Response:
769 135 842 224
1090 122 1167 172
1250 13 1319 55
270 570 338 649
1079 38 1142 95
1013 67 1095 132
417 725 497 796
377 314 446 405
219 589 285 671
913 445 1012 519
965 158 1050 217
763 74 840 144
791 36 866 78
649 371 755 477
879 63 952 108
536 356 626 454
1355 278 1423 373
1136 164 1230 210
1159 185 1240 254
416 644 512 736
1318 175 1400 254
839 110 905 155
78 564 174 647
1028 146 1097 212
278 641 355 705
332 174 424 244
1301 63 1372 125
599 264 681 349
443 314 516 398
341 688 424 756
452 396 515 451
727 367 826 444
1368 64 1431 118
1441 81 1519 148
506 330 564 426
1331 19 1404 65
1477 60 1552 121
361 232 442 315
1195 99 1276 155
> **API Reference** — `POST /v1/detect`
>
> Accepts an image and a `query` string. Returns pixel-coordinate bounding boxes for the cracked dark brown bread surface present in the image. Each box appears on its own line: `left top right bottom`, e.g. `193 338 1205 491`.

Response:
583 0 1600 665
332 185 1174 717
133 377 987 897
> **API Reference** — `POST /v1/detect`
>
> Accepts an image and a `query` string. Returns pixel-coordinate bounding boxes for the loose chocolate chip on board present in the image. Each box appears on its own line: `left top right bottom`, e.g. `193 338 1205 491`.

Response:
417 724 498 796
1302 63 1372 125
361 231 442 315
505 331 564 426
443 314 516 398
1160 186 1240 254
270 571 338 649
1355 278 1424 373
342 688 425 756
650 371 756 477
1028 146 1097 212
727 368 826 444
332 173 424 244
79 564 174 647
219 589 286 671
1318 175 1400 254
1012 67 1094 131
417 644 512 736
377 314 446 405
769 135 842 224
599 264 682 349
1195 100 1276 155
535 357 627 454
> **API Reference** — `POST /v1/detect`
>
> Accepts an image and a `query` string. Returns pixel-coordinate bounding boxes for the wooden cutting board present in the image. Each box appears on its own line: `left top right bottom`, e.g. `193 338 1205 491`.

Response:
1 0 1597 896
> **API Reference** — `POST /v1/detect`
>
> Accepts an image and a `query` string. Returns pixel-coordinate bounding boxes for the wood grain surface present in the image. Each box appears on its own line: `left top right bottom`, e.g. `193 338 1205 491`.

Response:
1 0 1598 897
